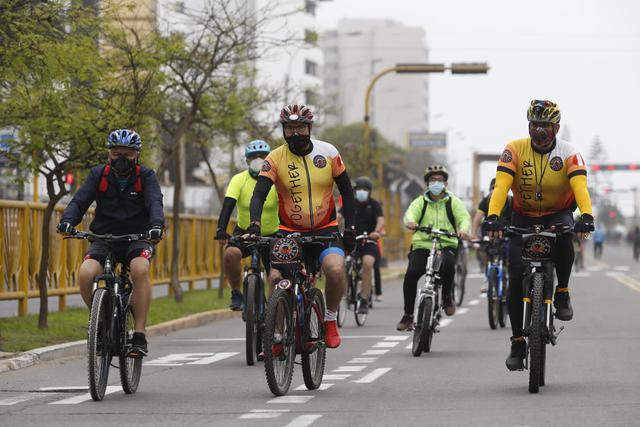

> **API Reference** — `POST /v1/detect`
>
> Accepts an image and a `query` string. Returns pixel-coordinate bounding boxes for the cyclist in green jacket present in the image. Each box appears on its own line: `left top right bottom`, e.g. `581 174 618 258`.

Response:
396 165 471 331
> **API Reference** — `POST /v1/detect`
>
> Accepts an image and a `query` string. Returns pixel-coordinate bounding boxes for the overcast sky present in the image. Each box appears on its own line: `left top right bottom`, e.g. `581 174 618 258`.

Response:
315 0 640 215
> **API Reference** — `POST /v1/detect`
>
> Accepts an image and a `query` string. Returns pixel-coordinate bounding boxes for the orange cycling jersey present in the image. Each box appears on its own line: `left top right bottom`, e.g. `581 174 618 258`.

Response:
259 139 346 232
488 137 593 218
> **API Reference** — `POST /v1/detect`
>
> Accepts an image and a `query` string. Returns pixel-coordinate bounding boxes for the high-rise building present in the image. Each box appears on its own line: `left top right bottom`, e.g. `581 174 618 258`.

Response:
320 19 430 146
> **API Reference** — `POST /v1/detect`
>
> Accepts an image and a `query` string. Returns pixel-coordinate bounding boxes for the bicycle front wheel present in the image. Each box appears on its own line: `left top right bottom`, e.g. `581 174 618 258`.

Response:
487 268 499 330
245 274 260 366
528 272 544 394
263 288 295 396
412 295 433 357
302 288 326 390
88 287 111 401
119 302 142 394
454 263 465 306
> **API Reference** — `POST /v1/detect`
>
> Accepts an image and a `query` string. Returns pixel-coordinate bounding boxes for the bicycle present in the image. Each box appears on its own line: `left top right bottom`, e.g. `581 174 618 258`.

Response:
452 240 468 307
262 233 336 396
573 238 585 272
229 236 271 366
505 224 573 393
65 231 147 401
338 233 377 327
411 226 459 357
472 238 509 329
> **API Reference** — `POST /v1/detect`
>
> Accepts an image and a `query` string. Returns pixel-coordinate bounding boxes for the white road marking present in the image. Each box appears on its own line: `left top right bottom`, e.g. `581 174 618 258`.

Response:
405 343 412 349
479 293 487 299
38 386 87 392
0 394 38 405
49 386 122 404
373 342 399 348
294 383 334 391
186 352 238 365
348 357 377 363
361 349 389 355
323 374 351 380
284 414 323 427
267 395 315 404
144 353 213 366
572 271 591 277
457 308 469 315
333 365 366 372
239 409 290 419
383 335 409 341
440 318 453 327
352 368 392 384
614 265 630 271
608 273 640 293
468 299 480 306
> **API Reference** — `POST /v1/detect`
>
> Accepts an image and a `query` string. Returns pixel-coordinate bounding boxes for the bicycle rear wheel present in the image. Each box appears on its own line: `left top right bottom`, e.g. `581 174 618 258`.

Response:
263 288 295 396
88 287 111 401
412 295 433 357
528 272 544 394
119 302 142 394
354 280 368 327
245 274 260 366
487 268 498 330
454 263 465 307
302 288 326 390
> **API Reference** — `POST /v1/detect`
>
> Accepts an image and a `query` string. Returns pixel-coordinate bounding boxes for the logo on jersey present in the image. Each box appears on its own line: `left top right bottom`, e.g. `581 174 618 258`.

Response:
261 161 272 172
549 156 563 171
500 149 513 163
313 155 327 168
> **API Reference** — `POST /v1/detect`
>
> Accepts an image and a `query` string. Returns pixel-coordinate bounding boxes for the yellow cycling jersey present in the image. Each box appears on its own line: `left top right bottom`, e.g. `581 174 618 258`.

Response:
489 137 593 218
259 139 346 232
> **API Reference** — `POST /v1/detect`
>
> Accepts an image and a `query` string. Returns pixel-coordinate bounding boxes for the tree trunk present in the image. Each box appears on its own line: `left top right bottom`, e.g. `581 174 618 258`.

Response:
199 142 224 204
170 135 184 302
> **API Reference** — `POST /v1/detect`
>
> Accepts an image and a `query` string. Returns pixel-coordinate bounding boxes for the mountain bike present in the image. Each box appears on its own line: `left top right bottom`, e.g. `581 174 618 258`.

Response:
505 224 572 393
411 226 458 357
338 233 376 327
263 233 336 396
230 236 271 366
453 240 468 306
473 238 508 329
66 231 146 401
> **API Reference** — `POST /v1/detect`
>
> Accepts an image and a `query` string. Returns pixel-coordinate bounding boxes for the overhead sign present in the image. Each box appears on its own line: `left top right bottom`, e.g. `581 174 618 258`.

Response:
408 132 447 149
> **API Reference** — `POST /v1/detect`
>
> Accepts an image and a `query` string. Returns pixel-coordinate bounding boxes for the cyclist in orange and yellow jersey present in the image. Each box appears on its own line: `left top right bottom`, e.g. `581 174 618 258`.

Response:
249 104 356 349
484 100 595 371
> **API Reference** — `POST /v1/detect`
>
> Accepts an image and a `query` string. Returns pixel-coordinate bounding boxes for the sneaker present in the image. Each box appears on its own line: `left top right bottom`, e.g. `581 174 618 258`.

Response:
127 332 148 358
553 289 573 321
357 295 369 314
505 337 526 371
396 314 413 331
375 294 383 302
480 284 488 294
229 290 243 311
443 295 456 316
324 320 341 348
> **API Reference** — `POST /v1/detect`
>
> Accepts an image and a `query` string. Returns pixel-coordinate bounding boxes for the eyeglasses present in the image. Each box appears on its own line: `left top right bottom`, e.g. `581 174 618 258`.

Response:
283 124 308 135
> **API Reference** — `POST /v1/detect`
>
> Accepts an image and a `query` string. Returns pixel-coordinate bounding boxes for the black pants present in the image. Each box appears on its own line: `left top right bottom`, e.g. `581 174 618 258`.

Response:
403 247 457 315
374 257 382 296
593 242 603 258
508 210 574 337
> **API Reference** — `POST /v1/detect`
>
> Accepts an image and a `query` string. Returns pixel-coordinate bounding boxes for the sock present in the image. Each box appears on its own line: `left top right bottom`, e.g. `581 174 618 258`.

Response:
325 309 337 322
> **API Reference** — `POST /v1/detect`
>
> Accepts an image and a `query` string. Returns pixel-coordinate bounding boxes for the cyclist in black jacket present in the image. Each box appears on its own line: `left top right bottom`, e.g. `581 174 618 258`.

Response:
57 129 164 357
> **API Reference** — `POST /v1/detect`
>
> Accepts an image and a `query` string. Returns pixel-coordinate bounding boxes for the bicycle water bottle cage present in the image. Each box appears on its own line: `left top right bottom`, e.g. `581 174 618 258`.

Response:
521 232 555 261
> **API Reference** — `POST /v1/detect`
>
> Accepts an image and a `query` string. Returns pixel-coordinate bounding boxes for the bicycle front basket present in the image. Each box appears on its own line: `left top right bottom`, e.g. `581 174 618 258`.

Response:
521 232 555 261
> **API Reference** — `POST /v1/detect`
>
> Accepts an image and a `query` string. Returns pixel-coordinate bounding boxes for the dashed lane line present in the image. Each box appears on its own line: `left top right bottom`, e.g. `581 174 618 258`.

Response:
333 366 366 372
457 308 469 315
614 265 630 271
323 374 352 380
284 414 323 427
239 409 290 420
361 349 389 356
383 336 409 341
267 395 315 404
351 368 392 384
49 386 122 404
468 299 480 306
294 383 334 391
373 342 399 348
607 272 640 293
348 357 377 363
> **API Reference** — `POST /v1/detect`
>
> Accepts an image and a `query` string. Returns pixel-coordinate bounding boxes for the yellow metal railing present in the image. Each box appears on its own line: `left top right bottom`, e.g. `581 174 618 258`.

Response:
0 200 234 316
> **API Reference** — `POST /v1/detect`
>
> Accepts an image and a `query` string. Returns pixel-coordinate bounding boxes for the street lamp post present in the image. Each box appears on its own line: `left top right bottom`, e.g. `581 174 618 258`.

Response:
363 62 489 188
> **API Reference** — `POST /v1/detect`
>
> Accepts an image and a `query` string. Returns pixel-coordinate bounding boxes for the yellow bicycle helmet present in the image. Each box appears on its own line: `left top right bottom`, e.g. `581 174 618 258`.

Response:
424 164 449 182
527 99 561 124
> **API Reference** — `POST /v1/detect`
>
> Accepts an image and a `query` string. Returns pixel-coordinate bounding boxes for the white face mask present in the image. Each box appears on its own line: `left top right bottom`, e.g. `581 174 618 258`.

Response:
248 158 264 175
428 181 445 195
355 189 369 202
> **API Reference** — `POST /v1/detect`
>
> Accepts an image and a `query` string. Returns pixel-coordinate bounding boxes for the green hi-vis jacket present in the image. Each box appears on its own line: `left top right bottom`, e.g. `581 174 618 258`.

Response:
403 191 471 250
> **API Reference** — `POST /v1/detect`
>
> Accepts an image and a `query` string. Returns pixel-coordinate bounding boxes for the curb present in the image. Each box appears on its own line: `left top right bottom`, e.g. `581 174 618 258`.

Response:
0 309 240 375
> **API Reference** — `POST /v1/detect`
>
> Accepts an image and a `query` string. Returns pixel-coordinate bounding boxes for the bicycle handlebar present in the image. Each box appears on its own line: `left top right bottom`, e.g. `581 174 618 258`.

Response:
414 226 458 239
65 230 147 242
505 224 574 237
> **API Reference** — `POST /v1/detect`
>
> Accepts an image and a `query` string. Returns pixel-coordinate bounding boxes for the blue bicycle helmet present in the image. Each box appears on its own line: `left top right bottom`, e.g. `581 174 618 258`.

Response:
107 129 142 151
244 140 271 158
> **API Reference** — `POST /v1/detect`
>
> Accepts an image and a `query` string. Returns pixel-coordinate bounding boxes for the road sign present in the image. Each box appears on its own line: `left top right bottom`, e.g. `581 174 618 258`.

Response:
408 132 447 149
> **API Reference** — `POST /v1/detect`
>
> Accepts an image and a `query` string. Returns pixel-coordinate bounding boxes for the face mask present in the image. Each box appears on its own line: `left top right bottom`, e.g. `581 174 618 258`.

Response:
428 181 445 195
529 126 555 150
355 189 369 202
110 156 136 175
285 133 312 156
248 158 264 177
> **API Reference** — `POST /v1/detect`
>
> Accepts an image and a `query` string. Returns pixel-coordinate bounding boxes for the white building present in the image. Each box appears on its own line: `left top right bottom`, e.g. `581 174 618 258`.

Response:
320 19 430 147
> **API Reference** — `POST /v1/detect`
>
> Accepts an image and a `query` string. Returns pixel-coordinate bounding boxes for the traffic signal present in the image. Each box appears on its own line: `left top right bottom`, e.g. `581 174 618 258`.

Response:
65 171 76 193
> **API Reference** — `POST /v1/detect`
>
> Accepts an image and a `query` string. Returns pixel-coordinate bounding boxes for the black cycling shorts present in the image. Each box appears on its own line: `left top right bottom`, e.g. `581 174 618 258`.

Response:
358 241 380 258
84 240 155 266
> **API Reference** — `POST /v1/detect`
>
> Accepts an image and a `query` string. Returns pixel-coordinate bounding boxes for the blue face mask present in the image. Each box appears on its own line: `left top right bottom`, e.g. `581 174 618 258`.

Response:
428 181 445 195
355 189 369 202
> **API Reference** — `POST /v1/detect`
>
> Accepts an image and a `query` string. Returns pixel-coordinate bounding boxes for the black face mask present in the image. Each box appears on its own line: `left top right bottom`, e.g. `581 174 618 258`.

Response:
529 126 555 152
285 133 312 156
110 156 136 175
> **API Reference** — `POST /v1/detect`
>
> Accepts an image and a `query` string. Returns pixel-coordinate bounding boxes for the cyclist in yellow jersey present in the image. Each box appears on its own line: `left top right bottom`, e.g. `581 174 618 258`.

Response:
249 104 356 349
484 100 595 371
215 140 279 310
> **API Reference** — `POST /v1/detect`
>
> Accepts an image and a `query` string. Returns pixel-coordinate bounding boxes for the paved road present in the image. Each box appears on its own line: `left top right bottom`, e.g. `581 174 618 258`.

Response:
1 242 639 426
